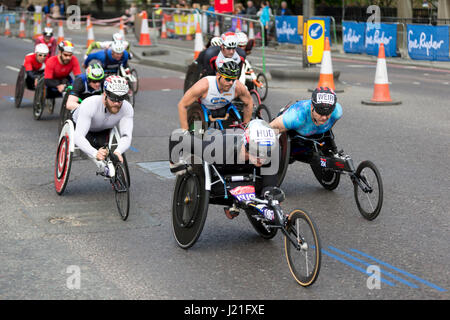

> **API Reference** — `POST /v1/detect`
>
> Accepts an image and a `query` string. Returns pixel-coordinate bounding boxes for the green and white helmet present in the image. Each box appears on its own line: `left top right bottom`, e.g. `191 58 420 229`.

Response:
86 63 105 81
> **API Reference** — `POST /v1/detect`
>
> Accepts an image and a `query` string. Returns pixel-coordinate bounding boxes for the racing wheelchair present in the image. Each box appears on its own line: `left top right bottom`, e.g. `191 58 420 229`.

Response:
171 147 322 287
55 120 131 220
276 107 384 221
14 66 27 108
32 76 66 120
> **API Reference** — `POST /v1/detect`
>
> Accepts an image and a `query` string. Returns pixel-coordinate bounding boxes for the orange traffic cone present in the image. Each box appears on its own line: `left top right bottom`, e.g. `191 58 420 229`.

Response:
362 43 401 105
34 18 42 39
316 37 335 90
57 20 64 43
248 22 255 40
119 17 125 37
138 11 152 46
214 20 220 37
236 18 241 32
160 15 167 39
86 15 95 48
4 16 11 36
18 14 26 38
193 22 204 60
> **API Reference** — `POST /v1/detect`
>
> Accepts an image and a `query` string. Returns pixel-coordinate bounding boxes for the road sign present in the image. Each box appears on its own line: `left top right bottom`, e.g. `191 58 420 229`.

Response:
306 20 325 64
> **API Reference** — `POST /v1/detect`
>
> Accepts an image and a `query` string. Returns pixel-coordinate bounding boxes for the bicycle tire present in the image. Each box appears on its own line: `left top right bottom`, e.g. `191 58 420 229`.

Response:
245 207 278 239
113 162 130 221
254 104 272 122
276 132 291 187
284 209 321 287
33 77 45 120
15 66 25 108
54 133 73 195
256 73 268 101
310 164 341 190
172 167 209 249
353 160 383 221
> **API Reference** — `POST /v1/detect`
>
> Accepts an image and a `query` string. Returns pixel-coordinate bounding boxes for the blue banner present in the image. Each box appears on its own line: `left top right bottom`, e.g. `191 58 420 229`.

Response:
365 23 397 57
275 16 302 44
407 25 450 61
342 22 365 54
310 16 331 46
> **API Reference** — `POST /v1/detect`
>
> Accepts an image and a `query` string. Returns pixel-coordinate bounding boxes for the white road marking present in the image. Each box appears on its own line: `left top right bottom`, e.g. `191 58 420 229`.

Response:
413 81 421 85
161 88 171 92
6 66 20 72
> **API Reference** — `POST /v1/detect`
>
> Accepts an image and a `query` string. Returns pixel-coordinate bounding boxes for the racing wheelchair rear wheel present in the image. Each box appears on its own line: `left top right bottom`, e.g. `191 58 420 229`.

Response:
172 166 210 249
256 73 268 101
276 132 291 187
33 76 45 120
187 103 207 135
254 104 272 123
184 62 201 93
54 121 74 195
58 91 72 134
15 66 26 108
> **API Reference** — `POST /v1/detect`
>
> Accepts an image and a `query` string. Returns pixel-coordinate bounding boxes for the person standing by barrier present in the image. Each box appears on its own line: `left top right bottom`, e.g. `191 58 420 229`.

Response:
246 1 257 16
257 1 272 46
276 1 293 16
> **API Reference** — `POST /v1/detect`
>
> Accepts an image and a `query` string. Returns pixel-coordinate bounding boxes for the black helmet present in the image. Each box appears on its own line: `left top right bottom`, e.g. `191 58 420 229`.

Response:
217 58 240 80
311 86 337 116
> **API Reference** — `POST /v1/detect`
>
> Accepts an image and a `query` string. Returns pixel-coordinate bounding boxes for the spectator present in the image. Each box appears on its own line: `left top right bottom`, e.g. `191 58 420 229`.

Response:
27 0 35 13
234 3 245 15
246 1 257 16
43 1 50 15
59 0 65 17
207 0 215 12
276 1 293 16
51 0 61 19
0 2 6 13
35 1 42 13
257 1 272 46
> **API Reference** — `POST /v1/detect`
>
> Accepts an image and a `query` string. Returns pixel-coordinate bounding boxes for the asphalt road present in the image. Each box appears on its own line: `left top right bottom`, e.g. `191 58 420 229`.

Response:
0 33 448 301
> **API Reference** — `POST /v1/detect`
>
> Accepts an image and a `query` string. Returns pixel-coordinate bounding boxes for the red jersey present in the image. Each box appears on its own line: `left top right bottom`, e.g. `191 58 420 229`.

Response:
44 55 81 81
23 53 44 72
35 35 57 58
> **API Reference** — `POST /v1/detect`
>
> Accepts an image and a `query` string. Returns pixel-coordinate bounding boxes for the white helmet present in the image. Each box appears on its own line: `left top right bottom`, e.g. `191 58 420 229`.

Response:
35 43 49 55
244 119 278 164
104 75 129 98
221 32 238 49
236 32 248 47
111 41 125 54
112 32 125 42
43 27 53 37
210 36 222 47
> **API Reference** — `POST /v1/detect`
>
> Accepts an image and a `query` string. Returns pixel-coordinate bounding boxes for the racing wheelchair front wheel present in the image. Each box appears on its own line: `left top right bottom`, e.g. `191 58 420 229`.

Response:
353 160 383 221
113 162 130 221
284 209 321 287
172 166 210 249
15 66 26 108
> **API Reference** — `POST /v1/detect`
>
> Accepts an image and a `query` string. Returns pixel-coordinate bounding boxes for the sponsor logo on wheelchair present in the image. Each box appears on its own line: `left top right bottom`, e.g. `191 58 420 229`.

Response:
320 157 327 167
211 97 229 105
229 185 256 201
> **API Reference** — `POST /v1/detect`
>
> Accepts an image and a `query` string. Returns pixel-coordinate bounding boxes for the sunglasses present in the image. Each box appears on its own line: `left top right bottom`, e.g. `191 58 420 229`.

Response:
223 46 236 50
89 79 103 84
221 75 237 82
106 92 127 103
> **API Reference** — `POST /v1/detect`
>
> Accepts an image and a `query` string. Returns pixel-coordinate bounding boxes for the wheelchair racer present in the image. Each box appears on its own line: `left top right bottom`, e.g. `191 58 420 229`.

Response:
34 27 57 60
235 32 259 90
44 41 82 99
23 43 49 90
270 87 343 158
178 59 253 131
83 40 130 76
169 119 279 220
72 75 133 174
66 63 105 111
197 32 246 78
84 33 132 60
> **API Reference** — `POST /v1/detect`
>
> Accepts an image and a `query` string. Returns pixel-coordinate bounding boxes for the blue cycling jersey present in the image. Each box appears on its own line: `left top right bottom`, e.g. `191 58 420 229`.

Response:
282 100 342 136
84 49 129 74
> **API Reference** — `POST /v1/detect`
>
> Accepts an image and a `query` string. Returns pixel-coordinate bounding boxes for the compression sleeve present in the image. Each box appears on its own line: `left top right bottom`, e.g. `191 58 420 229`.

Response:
282 101 306 131
115 101 134 155
74 103 98 159
85 41 101 55
69 76 84 98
